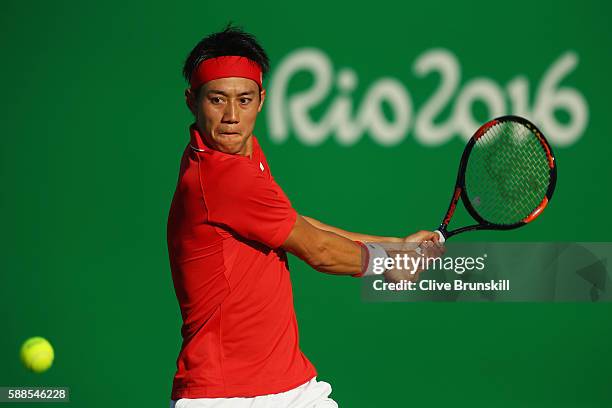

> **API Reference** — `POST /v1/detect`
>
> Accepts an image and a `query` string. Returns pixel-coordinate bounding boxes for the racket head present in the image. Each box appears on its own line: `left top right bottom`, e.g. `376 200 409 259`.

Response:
439 115 557 238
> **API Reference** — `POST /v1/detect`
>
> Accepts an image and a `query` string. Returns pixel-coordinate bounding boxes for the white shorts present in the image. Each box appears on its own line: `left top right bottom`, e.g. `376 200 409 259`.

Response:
170 377 338 408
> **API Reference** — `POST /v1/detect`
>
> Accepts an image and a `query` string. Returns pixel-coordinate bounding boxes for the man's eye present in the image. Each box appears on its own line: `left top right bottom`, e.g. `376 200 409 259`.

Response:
210 97 223 104
240 98 252 104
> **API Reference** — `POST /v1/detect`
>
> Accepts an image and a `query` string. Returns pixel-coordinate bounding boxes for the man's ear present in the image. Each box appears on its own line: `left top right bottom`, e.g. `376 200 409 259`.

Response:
185 88 197 116
257 88 266 113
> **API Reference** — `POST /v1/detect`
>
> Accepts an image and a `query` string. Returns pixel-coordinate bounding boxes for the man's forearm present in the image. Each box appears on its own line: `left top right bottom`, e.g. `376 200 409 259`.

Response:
283 216 443 277
282 216 364 275
302 216 402 243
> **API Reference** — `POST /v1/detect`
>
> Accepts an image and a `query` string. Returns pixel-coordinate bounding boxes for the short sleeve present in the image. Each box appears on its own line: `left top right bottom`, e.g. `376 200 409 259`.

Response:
201 158 297 249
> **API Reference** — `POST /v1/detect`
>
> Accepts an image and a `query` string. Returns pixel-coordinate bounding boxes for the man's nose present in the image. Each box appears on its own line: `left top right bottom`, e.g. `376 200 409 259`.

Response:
222 100 239 123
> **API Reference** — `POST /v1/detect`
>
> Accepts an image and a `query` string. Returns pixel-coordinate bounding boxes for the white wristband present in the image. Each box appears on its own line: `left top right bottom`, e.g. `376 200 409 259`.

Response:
363 242 392 277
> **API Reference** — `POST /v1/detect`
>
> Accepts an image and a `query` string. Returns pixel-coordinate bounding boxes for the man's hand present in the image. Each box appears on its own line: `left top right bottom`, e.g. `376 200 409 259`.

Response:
383 231 445 283
402 230 442 244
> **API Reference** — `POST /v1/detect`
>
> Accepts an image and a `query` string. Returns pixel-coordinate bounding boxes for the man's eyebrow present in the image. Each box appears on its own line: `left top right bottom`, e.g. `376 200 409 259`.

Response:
206 89 228 96
206 90 257 97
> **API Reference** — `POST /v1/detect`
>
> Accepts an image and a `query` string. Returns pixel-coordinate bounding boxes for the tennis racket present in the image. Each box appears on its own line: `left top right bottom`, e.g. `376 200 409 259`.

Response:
434 115 557 243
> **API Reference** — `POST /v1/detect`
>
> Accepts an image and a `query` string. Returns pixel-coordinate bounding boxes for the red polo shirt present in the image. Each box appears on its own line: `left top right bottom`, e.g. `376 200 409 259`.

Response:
167 125 316 399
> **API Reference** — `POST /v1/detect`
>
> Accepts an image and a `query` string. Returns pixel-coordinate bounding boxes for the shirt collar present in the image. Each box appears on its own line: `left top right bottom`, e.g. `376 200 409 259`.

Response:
189 124 261 159
189 124 207 151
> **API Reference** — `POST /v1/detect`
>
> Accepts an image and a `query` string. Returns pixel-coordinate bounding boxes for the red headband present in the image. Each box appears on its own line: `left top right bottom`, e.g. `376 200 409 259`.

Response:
190 56 263 91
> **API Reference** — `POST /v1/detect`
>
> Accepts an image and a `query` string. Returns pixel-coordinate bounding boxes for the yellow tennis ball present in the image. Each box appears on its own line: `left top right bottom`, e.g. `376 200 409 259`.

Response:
20 337 54 373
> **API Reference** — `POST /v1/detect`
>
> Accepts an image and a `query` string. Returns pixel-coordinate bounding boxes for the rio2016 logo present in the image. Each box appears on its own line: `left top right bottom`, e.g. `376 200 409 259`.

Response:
267 48 588 147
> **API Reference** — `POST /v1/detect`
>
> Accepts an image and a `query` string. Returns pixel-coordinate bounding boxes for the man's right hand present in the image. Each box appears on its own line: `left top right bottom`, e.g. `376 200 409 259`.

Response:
383 231 445 283
402 230 442 244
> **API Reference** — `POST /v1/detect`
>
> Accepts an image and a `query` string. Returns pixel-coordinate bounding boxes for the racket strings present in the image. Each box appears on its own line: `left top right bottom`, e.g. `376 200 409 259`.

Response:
475 130 547 221
465 121 550 225
471 124 548 222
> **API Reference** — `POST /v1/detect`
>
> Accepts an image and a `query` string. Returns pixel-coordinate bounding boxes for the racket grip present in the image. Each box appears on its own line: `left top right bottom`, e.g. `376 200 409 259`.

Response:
415 229 446 255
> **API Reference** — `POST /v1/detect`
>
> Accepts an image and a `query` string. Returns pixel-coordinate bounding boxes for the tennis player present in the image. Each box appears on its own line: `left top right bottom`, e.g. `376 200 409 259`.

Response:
167 25 443 408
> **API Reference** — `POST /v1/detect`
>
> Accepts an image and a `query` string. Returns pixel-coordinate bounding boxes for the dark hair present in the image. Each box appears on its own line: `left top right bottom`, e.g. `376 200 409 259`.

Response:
182 24 270 87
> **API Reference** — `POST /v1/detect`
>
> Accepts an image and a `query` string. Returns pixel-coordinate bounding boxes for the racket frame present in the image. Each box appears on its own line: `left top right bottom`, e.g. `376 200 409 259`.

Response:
437 115 557 241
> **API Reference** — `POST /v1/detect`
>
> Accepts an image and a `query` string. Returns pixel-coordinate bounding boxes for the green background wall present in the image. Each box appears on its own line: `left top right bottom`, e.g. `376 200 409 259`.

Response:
2 0 611 406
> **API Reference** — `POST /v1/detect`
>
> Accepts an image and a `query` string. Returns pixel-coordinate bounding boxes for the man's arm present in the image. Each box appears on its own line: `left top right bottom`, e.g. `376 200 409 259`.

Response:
281 215 363 276
281 215 442 277
302 216 402 243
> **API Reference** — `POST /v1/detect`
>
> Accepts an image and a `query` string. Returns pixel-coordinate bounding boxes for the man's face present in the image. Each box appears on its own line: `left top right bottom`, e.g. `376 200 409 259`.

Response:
189 77 265 156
